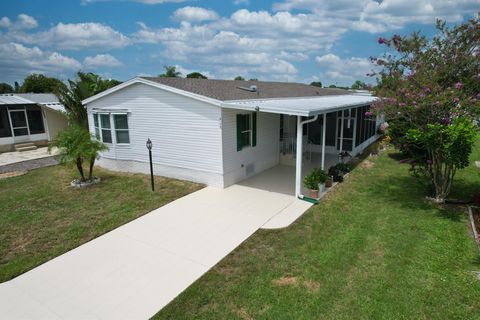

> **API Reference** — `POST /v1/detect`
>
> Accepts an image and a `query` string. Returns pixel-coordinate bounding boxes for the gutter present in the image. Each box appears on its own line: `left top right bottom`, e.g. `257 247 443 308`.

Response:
295 115 318 200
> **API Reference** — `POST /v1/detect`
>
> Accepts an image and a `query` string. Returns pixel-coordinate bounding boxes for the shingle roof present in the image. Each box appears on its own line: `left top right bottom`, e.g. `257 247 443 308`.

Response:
141 77 351 101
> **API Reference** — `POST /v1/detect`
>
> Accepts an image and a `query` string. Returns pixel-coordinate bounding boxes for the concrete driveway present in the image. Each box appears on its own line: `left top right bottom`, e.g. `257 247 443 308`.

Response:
0 184 311 320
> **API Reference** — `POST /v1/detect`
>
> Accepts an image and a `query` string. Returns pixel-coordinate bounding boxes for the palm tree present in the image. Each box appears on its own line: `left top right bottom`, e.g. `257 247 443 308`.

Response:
57 72 121 129
159 66 182 78
49 125 108 182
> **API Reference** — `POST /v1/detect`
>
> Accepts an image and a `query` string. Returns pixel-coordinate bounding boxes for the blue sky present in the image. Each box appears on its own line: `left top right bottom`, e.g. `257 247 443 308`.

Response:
0 0 478 86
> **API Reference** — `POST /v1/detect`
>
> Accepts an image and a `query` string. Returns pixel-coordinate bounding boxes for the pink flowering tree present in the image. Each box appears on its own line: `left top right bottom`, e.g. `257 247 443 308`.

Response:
370 17 480 202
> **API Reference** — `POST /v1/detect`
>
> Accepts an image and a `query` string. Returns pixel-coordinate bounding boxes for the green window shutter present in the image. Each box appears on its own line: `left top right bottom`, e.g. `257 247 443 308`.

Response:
236 114 243 151
252 112 257 147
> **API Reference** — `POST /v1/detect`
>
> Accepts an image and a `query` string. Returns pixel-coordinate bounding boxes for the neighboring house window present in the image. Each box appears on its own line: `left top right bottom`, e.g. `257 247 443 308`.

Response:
26 106 45 134
113 114 130 144
0 108 12 138
93 114 100 140
236 112 257 151
100 114 112 143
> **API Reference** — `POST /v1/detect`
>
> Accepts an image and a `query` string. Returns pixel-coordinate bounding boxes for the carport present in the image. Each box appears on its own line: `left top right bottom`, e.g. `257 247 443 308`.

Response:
222 94 378 199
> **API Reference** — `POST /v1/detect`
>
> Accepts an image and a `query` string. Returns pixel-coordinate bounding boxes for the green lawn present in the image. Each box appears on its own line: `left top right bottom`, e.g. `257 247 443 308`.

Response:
0 165 202 283
154 142 480 319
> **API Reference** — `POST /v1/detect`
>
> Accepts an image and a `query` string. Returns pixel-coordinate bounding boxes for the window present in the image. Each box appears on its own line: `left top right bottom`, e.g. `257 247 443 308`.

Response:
100 114 112 143
26 106 45 134
114 114 129 144
93 114 100 139
93 113 130 144
236 112 257 151
0 108 12 138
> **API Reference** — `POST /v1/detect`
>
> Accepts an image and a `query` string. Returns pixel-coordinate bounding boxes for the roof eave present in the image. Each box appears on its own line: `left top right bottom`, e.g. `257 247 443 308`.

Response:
221 100 376 117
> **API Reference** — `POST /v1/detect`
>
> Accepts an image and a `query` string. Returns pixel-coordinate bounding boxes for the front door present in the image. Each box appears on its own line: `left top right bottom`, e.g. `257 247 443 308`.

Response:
336 109 356 152
9 109 30 143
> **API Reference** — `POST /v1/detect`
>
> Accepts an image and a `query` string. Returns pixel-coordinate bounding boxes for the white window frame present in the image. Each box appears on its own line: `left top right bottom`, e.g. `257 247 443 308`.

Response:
92 112 130 145
241 113 253 148
98 113 113 144
112 113 130 145
93 113 101 140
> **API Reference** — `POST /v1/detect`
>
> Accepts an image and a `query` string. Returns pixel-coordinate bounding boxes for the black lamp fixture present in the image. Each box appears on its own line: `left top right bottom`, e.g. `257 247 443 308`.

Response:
146 138 154 191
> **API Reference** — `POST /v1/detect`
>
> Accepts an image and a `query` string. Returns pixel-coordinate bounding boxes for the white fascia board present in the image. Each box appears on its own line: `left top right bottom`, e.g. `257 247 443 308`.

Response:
82 77 223 107
221 101 376 117
221 102 310 116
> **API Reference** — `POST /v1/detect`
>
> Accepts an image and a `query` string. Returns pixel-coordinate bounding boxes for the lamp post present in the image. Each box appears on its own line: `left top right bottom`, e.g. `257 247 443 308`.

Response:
146 138 154 191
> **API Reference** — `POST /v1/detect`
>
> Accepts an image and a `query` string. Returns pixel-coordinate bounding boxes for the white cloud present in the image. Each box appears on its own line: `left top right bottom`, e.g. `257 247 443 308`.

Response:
173 64 215 78
81 0 188 4
0 14 38 30
84 54 123 68
11 22 129 50
234 0 250 5
315 54 375 85
273 0 478 33
0 17 11 28
133 8 348 81
0 42 81 81
16 14 38 29
172 7 219 22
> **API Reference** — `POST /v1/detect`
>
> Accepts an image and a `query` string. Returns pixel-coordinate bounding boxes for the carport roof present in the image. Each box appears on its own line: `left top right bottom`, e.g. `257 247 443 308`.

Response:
0 93 65 113
222 94 378 116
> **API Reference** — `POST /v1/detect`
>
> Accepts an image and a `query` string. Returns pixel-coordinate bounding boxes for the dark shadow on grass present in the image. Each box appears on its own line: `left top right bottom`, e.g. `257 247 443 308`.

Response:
471 253 480 266
387 152 408 161
449 178 480 202
364 172 467 222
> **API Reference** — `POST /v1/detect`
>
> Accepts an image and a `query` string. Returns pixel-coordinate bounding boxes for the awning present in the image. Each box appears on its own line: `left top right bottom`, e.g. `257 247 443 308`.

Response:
0 94 65 113
221 94 378 116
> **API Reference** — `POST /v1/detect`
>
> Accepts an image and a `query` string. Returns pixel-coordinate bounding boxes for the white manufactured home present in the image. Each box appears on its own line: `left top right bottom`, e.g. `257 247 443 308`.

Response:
0 93 68 152
83 77 381 197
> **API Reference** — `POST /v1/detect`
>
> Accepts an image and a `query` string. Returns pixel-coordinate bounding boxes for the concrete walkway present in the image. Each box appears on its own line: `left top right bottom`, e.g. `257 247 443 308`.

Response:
0 147 58 174
0 147 54 166
0 184 311 320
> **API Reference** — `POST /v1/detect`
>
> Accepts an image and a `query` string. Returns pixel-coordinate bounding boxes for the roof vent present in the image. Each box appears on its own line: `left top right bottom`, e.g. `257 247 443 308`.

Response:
237 85 258 92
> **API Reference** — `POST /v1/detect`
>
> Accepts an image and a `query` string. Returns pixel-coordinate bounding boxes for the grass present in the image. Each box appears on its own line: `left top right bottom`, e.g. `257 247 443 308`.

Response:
0 165 202 283
154 141 480 319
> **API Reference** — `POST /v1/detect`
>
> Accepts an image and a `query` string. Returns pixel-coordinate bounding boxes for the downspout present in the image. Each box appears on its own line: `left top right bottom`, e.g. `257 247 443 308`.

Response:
295 114 318 199
321 113 326 170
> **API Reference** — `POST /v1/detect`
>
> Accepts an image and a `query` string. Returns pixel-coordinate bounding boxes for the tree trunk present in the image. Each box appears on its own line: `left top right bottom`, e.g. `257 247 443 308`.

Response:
76 157 85 182
430 152 455 203
88 157 95 181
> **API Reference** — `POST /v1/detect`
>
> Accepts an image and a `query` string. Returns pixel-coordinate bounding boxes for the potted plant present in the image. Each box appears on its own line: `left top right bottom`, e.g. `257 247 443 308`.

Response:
336 163 351 174
325 176 333 188
328 163 352 182
304 170 320 198
313 168 329 194
328 165 344 182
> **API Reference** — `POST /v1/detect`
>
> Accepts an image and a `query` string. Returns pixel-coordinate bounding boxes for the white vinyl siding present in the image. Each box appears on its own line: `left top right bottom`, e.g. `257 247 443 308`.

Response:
86 83 223 183
222 109 279 187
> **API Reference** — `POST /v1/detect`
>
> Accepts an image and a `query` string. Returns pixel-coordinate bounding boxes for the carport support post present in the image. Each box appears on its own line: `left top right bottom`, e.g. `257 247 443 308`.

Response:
321 113 326 170
295 116 303 198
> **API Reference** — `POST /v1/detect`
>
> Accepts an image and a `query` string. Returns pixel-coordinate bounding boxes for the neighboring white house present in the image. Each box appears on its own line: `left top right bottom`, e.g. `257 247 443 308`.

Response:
0 93 68 152
82 77 380 197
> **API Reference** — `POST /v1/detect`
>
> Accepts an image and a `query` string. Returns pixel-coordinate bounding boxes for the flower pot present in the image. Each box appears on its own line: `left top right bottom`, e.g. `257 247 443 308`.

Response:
308 189 319 199
325 179 333 188
318 183 325 194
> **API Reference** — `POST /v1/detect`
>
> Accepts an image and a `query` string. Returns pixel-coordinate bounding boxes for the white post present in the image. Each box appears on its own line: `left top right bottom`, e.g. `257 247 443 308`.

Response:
339 110 344 152
295 115 303 197
321 113 326 170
